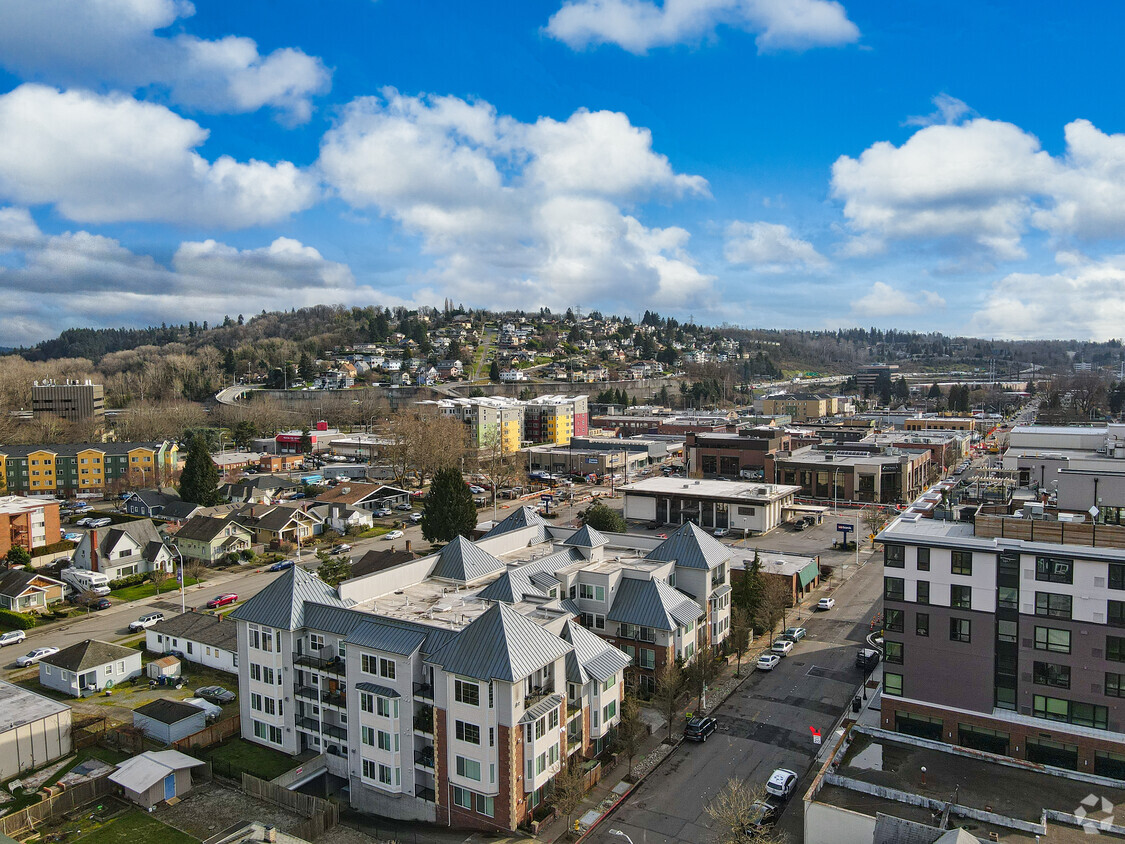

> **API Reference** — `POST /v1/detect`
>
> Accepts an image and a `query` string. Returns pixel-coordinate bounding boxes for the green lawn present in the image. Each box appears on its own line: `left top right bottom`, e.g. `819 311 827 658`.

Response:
356 526 392 539
74 810 198 844
112 578 200 602
201 737 297 781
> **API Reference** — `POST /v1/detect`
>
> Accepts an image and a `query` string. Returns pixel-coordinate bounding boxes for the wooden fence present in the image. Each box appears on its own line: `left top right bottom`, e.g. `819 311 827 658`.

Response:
0 774 115 838
241 773 338 839
173 714 241 752
976 514 1125 549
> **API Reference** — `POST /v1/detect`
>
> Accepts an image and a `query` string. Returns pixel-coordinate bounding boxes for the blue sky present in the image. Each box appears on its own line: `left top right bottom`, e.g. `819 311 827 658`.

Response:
1 0 1125 345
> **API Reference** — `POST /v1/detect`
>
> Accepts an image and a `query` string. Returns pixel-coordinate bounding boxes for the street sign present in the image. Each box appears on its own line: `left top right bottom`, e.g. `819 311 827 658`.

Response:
586 457 598 465
810 726 822 744
541 494 554 503
837 523 853 534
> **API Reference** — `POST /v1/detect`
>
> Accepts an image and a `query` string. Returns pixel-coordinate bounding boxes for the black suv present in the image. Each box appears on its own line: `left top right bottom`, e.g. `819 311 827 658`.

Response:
684 716 718 742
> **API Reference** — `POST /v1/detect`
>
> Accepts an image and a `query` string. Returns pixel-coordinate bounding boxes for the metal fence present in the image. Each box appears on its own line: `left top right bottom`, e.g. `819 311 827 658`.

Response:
0 774 115 838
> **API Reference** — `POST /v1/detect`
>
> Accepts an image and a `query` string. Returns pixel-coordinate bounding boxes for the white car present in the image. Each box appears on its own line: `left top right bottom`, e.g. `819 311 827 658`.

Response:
385 530 404 541
410 512 423 523
128 612 165 632
88 517 112 528
817 597 836 611
74 517 94 527
756 653 780 671
713 527 729 537
765 768 799 800
0 630 26 647
770 639 794 656
16 646 59 667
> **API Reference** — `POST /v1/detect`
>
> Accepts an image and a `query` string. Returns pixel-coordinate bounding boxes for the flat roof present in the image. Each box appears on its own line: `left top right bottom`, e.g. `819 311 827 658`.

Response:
620 477 800 501
0 678 69 732
778 448 926 466
819 730 1125 842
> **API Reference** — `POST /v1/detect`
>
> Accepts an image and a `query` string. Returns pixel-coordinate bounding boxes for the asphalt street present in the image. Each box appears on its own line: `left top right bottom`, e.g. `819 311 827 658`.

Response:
593 547 884 844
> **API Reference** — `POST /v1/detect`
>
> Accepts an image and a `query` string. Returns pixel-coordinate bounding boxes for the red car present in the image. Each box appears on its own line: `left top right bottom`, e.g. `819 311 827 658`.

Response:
206 593 238 609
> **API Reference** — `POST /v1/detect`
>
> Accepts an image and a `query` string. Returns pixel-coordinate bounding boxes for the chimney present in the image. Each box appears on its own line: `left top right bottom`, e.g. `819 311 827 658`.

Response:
89 529 98 573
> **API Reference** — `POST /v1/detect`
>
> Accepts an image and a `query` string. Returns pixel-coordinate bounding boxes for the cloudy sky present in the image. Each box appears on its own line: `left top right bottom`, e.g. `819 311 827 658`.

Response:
1 0 1124 345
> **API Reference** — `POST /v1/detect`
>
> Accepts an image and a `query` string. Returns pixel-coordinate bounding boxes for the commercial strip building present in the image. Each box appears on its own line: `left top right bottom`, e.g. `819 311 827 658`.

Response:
31 379 104 422
685 428 791 478
621 477 801 535
0 495 61 556
228 511 733 830
0 441 179 497
903 415 979 433
773 442 931 505
275 421 348 454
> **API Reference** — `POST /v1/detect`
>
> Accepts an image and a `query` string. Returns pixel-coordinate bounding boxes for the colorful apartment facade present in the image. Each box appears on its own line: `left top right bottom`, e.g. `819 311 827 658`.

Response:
0 442 179 497
0 496 62 556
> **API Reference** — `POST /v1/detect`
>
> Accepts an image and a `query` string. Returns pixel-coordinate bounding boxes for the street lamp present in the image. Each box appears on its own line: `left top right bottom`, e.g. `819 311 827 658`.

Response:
169 543 186 614
609 831 635 844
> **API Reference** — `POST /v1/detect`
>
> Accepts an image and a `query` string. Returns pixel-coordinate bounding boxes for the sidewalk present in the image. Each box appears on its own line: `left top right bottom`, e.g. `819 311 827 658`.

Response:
538 549 880 843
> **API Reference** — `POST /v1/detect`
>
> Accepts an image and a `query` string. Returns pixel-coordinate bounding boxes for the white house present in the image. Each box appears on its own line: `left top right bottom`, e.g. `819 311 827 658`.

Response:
71 520 174 582
39 639 143 697
146 611 238 675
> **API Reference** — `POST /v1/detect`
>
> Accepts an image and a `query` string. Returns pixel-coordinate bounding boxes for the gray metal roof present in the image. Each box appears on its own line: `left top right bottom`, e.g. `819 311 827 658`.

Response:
606 577 703 631
645 521 730 570
562 619 631 683
475 547 580 604
561 524 609 548
228 566 350 631
299 602 456 658
482 506 550 542
344 622 426 656
518 693 565 725
355 682 400 698
426 603 573 683
430 536 506 583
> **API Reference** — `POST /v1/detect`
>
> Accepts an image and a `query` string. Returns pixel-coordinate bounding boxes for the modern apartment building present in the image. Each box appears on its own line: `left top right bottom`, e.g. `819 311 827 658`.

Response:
229 510 734 830
31 379 104 422
879 510 1125 777
0 442 179 497
761 393 837 422
0 495 61 556
428 395 588 449
523 395 588 446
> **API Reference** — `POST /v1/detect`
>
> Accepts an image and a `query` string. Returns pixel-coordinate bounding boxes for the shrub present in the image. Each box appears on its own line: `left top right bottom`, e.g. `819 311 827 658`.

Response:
0 609 37 630
239 549 255 561
109 572 148 590
30 540 77 558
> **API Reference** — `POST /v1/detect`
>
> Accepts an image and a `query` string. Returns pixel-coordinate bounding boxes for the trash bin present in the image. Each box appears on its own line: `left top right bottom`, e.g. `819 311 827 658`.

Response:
852 695 862 713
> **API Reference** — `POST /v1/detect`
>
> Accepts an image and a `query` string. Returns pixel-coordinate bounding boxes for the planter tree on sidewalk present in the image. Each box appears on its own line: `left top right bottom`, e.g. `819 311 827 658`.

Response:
706 777 785 844
613 694 645 776
754 577 791 645
653 660 684 742
686 643 720 714
550 761 587 839
729 606 753 676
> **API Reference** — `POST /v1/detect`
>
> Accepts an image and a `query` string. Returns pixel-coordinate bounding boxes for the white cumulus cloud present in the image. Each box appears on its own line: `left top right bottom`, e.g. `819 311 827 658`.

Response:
0 207 384 346
318 89 713 312
0 0 330 122
0 84 317 227
724 221 828 272
851 281 945 318
546 0 859 54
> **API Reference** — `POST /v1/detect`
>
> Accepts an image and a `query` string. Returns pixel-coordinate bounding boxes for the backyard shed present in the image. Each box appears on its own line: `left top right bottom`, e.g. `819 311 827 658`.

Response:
146 655 181 680
110 749 204 809
132 699 206 745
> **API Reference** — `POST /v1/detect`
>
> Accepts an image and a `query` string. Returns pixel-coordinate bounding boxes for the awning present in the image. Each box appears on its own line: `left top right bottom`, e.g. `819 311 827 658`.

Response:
798 560 820 589
355 682 399 698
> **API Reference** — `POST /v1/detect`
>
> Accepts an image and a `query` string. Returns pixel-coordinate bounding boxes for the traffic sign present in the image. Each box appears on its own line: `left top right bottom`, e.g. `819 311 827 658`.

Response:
837 523 853 534
541 494 554 503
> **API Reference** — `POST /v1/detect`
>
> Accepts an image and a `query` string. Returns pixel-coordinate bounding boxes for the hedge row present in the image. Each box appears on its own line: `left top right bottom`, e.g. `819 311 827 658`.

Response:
30 540 77 558
0 609 37 629
109 572 149 590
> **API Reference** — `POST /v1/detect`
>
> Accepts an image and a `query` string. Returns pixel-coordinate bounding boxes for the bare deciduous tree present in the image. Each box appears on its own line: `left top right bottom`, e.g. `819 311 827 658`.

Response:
653 660 684 742
754 577 791 645
706 778 787 844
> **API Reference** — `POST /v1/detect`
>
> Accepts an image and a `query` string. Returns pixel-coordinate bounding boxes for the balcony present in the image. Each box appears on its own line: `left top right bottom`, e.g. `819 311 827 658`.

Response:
293 653 346 676
525 684 557 707
295 685 345 709
415 786 436 802
412 681 434 701
413 705 434 736
414 748 435 770
294 716 348 741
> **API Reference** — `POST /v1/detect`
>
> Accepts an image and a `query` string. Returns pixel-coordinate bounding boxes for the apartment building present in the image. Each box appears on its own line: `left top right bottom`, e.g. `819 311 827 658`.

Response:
31 379 104 422
523 395 588 446
0 496 61 556
761 393 837 422
429 395 588 450
879 510 1125 777
0 442 179 497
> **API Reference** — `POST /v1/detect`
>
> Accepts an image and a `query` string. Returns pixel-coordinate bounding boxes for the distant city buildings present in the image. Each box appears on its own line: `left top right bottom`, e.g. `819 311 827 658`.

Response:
31 379 104 422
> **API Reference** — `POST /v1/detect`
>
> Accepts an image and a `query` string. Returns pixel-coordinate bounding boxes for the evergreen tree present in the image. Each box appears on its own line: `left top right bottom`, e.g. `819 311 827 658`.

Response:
298 351 315 380
927 382 942 399
299 427 313 455
582 502 626 533
178 434 222 506
223 348 237 376
489 359 501 382
421 466 478 543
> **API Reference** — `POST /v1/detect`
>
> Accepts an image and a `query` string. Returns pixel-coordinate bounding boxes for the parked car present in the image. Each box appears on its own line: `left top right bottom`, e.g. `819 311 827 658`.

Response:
16 646 59 667
756 653 780 671
770 639 794 656
410 491 426 500
206 593 239 609
856 648 882 671
793 520 806 531
0 630 26 647
394 503 412 511
783 626 808 641
268 559 295 572
775 633 797 647
744 799 782 830
410 512 423 523
74 517 94 527
765 768 799 800
468 485 485 494
88 517 112 528
196 685 237 705
374 508 393 517
128 611 165 632
91 597 112 610
684 716 718 742
817 597 836 611
385 530 404 541
330 544 352 553
713 527 729 537
63 532 83 542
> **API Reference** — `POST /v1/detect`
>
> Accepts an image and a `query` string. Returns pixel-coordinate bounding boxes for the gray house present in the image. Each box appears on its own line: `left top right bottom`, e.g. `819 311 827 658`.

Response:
109 749 204 809
39 640 143 697
132 699 207 745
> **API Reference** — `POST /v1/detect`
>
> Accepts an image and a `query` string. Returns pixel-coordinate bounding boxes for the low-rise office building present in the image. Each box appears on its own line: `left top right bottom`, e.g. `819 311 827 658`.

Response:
685 428 791 478
773 443 931 505
621 477 800 535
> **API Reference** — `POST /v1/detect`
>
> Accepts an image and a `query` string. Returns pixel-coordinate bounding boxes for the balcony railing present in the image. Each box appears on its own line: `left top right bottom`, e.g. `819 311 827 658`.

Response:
413 681 434 701
293 653 346 675
525 685 556 707
295 685 345 708
415 786 436 802
294 716 348 741
414 748 435 769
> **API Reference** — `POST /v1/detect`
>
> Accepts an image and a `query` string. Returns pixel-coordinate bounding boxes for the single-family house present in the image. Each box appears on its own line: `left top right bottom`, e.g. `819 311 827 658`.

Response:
110 749 205 809
124 490 201 524
307 502 373 534
71 520 174 581
219 476 298 505
230 504 319 548
172 515 254 564
0 569 66 612
39 639 143 697
147 610 238 674
132 699 207 745
314 482 410 512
